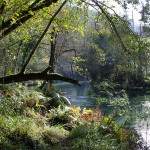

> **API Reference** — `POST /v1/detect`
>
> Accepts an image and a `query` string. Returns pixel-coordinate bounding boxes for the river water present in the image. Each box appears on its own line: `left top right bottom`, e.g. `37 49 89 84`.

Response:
55 82 150 148
130 95 150 148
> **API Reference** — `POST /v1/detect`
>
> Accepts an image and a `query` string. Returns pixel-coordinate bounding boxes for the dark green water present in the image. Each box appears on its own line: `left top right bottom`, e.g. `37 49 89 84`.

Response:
55 82 150 147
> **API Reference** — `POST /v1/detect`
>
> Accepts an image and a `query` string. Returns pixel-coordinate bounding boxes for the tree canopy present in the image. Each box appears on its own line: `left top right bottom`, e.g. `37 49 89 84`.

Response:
0 0 149 86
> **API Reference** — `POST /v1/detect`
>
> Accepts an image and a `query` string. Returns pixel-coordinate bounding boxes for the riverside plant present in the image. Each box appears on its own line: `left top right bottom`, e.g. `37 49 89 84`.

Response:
0 84 144 150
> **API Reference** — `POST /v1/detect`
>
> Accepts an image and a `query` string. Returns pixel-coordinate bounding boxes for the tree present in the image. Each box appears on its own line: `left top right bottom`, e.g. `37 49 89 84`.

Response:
77 0 150 89
1 0 149 87
0 0 81 85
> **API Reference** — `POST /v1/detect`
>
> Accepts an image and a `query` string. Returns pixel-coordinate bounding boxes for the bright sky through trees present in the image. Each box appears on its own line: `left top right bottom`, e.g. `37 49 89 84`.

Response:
111 1 142 32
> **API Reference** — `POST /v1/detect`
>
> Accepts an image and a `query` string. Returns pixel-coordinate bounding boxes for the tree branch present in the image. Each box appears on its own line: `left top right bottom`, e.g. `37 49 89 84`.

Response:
0 0 59 40
20 0 67 74
81 0 131 54
42 66 51 74
0 72 80 86
98 1 139 39
92 0 131 54
60 49 77 56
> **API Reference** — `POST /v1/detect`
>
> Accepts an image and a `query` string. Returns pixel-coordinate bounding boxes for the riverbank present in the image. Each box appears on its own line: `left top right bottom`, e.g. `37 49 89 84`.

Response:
0 84 147 150
56 82 150 149
0 105 143 150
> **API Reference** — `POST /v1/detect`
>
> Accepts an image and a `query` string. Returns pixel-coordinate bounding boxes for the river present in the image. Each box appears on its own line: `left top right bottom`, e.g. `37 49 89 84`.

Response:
55 82 150 148
129 95 150 148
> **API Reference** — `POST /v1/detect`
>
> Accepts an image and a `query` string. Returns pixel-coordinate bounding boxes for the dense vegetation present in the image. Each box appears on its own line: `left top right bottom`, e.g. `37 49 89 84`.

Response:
0 84 143 150
0 0 150 149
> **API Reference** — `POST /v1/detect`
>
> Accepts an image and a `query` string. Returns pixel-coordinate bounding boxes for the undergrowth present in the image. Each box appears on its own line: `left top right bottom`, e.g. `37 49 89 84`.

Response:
0 84 144 150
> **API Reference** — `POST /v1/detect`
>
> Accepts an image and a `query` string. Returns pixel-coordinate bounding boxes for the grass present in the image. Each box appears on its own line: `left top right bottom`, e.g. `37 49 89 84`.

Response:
0 84 144 150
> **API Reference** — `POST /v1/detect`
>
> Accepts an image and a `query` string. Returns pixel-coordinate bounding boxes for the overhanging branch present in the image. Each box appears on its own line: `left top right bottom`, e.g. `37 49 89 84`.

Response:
81 0 131 55
0 0 59 39
92 0 130 54
0 72 80 86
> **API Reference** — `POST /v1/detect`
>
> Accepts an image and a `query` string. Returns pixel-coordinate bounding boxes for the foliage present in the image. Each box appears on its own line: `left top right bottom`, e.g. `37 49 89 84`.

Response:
86 30 149 89
0 0 149 149
0 0 149 90
0 84 144 150
67 122 141 150
0 83 44 115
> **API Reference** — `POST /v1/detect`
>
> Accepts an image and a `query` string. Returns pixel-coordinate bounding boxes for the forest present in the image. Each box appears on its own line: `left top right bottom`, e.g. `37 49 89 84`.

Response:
0 0 150 149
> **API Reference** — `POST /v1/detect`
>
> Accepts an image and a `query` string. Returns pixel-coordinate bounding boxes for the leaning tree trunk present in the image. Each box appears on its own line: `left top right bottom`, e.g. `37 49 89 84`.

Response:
39 28 57 89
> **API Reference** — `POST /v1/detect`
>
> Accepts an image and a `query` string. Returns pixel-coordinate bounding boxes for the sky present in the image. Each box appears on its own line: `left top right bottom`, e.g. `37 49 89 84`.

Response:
112 2 142 32
88 0 143 33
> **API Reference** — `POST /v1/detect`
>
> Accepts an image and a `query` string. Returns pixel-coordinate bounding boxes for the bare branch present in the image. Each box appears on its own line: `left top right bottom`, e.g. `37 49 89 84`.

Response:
58 49 78 58
42 66 51 74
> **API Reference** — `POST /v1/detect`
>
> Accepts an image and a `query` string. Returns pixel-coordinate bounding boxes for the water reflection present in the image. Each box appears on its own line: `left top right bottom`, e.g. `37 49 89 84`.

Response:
55 82 150 147
55 82 97 108
131 97 150 147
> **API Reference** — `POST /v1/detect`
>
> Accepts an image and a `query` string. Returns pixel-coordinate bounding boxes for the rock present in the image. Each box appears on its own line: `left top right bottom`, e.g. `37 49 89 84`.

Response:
49 91 60 100
45 92 71 108
53 98 62 107
60 96 71 106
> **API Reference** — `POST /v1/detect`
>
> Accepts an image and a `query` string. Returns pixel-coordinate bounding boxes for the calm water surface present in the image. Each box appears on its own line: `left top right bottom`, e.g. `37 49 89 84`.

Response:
56 82 150 147
129 95 150 148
